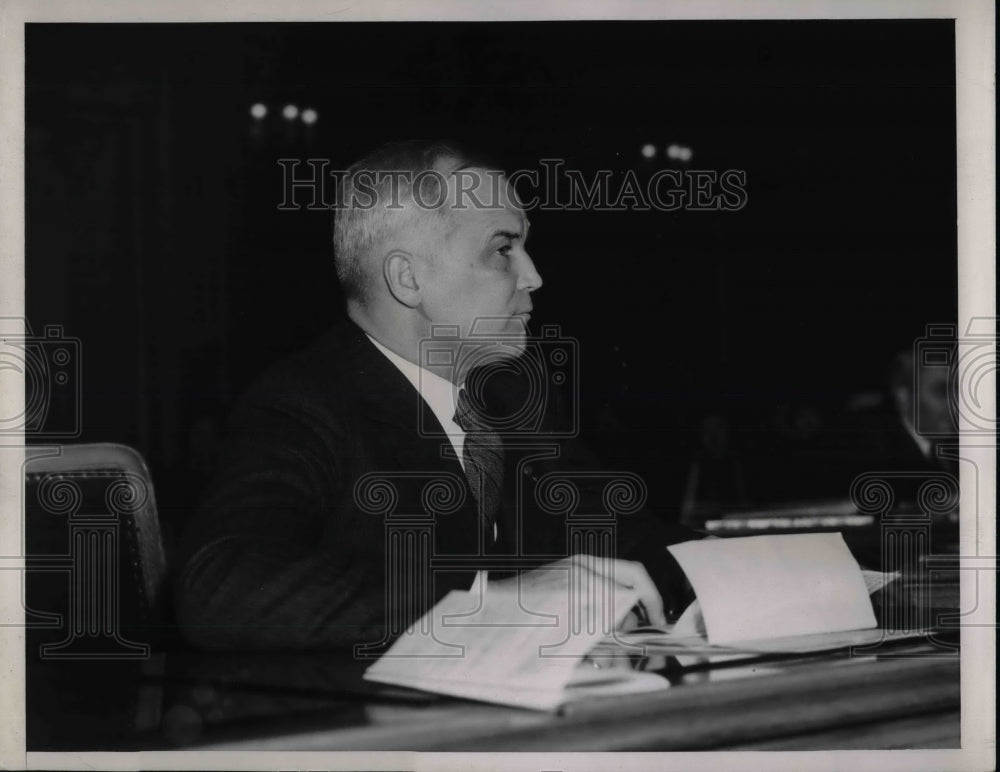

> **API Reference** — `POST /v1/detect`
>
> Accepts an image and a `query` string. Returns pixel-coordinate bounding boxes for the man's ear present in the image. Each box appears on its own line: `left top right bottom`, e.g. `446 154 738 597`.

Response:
383 250 422 308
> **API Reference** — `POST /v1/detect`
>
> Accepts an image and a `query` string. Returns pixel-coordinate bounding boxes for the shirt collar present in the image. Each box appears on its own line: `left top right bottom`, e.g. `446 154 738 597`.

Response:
365 333 461 430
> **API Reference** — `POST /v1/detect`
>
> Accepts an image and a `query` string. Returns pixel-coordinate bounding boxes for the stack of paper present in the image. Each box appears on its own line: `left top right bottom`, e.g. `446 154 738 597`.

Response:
364 562 669 711
612 534 906 657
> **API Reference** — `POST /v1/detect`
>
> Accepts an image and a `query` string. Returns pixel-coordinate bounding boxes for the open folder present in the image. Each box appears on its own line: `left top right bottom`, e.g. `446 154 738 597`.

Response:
364 533 905 710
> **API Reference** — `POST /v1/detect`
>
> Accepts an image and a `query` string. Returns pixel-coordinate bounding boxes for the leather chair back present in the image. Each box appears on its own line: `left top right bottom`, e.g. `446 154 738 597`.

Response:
24 443 167 657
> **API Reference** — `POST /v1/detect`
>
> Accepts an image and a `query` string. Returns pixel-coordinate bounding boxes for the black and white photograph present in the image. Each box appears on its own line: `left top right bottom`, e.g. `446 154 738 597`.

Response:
0 1 994 769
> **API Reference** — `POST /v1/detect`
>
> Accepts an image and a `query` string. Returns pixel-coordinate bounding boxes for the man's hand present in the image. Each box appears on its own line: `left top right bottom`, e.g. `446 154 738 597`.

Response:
566 553 668 629
492 554 668 631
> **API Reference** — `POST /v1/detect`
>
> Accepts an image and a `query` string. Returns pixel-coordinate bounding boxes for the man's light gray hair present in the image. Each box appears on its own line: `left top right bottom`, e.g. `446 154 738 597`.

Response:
333 140 475 305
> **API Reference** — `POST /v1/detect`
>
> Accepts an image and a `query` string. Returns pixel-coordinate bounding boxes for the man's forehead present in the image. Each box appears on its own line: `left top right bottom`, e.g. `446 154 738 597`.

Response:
439 164 527 230
420 163 528 233
459 192 529 237
479 205 530 238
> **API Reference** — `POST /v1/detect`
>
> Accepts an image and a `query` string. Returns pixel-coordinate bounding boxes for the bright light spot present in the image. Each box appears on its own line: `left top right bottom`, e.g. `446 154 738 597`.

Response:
282 104 299 120
666 144 693 162
301 108 318 125
250 103 268 120
641 143 656 159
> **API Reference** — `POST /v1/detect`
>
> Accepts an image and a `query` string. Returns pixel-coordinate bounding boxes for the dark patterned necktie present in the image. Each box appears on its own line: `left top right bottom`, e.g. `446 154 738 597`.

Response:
453 387 504 528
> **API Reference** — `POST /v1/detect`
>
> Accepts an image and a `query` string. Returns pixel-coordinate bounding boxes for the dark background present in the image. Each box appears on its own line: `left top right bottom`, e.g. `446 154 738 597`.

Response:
26 21 957 549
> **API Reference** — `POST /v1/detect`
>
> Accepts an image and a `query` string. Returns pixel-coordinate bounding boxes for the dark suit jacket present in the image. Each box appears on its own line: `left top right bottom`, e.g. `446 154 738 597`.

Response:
827 399 958 508
174 319 697 650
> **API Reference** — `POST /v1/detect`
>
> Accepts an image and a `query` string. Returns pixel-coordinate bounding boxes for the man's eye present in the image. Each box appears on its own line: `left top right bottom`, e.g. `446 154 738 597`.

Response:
496 245 512 260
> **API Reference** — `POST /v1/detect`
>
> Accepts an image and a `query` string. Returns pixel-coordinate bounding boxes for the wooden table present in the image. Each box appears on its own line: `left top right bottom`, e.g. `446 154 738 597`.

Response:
141 635 958 752
27 576 962 752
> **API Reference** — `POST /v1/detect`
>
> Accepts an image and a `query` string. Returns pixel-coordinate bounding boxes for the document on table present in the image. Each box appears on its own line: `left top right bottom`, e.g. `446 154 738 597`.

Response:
667 532 881 645
612 533 906 656
363 564 669 711
614 616 922 658
366 533 905 706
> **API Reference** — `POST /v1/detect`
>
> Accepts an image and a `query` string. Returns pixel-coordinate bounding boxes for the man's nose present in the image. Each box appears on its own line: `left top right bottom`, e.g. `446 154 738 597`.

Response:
516 253 543 293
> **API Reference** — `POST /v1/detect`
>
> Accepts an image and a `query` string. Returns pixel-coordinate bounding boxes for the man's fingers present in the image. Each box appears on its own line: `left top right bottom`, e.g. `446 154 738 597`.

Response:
618 562 668 627
582 652 635 673
619 609 640 631
569 554 668 627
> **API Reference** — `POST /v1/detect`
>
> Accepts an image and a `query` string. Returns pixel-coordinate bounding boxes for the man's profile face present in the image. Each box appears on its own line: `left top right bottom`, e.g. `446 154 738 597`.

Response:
916 365 956 436
416 167 542 357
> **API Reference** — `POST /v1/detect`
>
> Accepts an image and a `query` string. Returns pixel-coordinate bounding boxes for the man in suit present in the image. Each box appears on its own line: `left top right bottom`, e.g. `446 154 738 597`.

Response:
835 347 959 514
885 347 957 466
175 140 697 651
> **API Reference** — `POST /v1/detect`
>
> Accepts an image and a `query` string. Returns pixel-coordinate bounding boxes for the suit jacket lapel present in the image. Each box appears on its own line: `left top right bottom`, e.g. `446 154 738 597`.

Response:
340 325 461 472
336 321 484 553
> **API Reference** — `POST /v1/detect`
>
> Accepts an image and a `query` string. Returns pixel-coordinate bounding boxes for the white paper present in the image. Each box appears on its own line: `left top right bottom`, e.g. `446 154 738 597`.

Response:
364 563 642 711
667 533 877 645
733 626 928 653
621 623 928 656
862 568 902 594
614 567 914 658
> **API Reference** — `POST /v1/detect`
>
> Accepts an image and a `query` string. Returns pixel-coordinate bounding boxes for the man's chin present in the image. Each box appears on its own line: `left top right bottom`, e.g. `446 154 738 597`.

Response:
499 336 528 358
471 336 527 360
467 316 530 337
499 321 529 356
